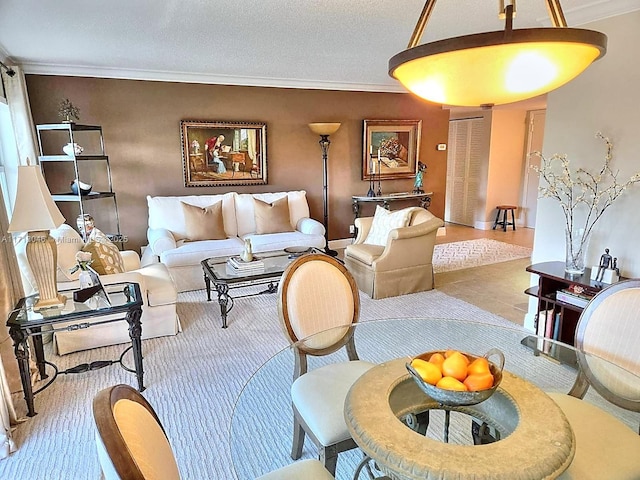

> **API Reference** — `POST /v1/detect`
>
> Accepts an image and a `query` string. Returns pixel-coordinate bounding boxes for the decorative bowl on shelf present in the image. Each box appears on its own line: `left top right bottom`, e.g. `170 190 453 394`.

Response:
62 142 84 156
70 179 92 196
406 348 504 406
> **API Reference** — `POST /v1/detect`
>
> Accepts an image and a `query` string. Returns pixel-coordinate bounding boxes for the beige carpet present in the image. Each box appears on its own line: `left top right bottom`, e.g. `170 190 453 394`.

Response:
433 238 532 273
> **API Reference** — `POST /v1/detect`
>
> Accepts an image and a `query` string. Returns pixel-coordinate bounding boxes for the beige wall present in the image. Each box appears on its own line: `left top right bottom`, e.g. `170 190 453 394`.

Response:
25 77 450 252
532 10 640 277
486 110 527 223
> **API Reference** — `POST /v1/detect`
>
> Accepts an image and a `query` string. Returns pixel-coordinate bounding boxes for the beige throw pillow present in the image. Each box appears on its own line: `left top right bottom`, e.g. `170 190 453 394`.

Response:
254 197 294 234
83 228 126 275
364 206 411 247
181 201 226 241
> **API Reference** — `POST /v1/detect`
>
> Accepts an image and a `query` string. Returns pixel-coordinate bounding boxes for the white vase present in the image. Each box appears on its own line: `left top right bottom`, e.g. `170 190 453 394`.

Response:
565 228 591 275
78 270 95 289
63 142 84 156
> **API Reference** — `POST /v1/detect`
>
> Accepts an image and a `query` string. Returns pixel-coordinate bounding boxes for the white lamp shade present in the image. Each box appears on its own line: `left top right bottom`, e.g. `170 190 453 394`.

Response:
8 165 65 232
308 123 341 136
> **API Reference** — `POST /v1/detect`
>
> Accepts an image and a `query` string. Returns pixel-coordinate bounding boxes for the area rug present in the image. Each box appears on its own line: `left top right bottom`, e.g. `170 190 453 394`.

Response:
433 238 532 273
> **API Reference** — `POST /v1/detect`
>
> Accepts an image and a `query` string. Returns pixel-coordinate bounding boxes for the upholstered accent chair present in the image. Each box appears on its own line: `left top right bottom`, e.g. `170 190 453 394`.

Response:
93 384 334 480
344 207 444 299
277 254 375 475
548 280 640 479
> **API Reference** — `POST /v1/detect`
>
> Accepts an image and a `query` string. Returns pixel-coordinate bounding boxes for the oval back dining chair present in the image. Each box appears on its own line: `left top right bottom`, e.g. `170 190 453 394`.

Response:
278 254 375 475
548 279 640 480
93 384 335 480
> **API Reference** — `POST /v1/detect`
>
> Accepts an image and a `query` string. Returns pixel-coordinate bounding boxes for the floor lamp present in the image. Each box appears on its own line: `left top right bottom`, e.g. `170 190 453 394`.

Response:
8 164 66 311
308 122 341 257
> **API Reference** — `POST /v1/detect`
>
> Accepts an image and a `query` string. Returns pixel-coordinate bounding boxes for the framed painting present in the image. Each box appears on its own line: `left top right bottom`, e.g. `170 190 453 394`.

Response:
362 119 422 180
181 120 267 187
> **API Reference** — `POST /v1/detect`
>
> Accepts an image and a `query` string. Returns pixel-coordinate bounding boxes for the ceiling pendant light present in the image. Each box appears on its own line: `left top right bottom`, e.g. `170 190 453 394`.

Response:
389 0 607 107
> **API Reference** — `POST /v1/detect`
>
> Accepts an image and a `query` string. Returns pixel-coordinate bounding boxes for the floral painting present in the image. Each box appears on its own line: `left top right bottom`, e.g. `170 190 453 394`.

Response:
181 120 267 187
362 119 422 180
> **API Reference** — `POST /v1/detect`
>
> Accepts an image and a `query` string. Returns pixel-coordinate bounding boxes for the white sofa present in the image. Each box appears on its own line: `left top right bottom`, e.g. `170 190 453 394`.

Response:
16 224 181 355
143 191 326 292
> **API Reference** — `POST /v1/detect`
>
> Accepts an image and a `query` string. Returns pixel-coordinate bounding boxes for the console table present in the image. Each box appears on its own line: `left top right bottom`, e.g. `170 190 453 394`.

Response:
352 192 433 220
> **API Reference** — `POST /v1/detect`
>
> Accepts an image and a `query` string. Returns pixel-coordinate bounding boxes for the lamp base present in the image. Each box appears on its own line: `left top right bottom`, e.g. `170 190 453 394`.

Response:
26 230 66 311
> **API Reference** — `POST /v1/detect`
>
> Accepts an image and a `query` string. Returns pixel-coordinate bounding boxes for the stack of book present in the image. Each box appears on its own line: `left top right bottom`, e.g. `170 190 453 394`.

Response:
555 285 595 308
227 256 265 274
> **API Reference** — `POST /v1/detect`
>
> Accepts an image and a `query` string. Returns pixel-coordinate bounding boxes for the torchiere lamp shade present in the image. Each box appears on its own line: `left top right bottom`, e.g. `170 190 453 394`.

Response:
308 123 341 136
8 164 66 310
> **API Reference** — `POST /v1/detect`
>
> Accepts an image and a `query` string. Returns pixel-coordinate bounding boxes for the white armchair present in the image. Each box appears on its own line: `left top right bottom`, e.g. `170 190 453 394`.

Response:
16 224 180 355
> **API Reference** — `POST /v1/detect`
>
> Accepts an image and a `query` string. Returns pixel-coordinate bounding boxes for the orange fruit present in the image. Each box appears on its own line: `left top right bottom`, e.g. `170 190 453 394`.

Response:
411 358 442 385
463 372 495 392
441 352 469 381
436 376 468 391
467 357 491 376
428 353 445 369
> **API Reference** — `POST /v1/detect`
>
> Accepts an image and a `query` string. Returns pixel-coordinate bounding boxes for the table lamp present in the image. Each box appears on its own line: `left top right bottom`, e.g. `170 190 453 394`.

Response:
308 122 341 257
8 163 66 311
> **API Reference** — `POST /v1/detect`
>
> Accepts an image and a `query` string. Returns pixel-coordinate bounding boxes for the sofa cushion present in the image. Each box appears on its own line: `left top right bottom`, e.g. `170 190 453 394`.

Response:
243 231 325 253
83 229 125 275
254 197 294 234
147 193 237 241
159 237 245 268
181 201 226 241
364 206 411 247
345 243 385 266
236 191 310 237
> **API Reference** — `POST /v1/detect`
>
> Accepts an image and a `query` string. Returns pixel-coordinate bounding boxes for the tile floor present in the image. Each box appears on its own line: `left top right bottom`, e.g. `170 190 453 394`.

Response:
435 223 534 326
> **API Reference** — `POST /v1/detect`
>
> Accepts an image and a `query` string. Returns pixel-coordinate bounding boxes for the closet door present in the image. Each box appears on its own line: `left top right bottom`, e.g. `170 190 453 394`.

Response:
445 118 484 226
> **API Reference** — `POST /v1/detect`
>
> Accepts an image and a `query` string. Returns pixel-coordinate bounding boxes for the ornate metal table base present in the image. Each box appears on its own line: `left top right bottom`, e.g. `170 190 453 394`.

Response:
205 274 278 328
9 303 144 417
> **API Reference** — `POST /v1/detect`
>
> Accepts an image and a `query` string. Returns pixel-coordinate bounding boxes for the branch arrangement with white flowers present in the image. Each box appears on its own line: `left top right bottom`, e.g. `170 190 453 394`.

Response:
531 132 640 253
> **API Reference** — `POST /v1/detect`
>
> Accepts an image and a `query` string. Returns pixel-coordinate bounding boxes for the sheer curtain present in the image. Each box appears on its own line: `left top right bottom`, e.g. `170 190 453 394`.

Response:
0 64 40 458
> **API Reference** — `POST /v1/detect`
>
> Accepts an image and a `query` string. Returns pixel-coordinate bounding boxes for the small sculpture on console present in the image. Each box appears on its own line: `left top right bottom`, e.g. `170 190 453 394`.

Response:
595 248 612 282
413 161 426 194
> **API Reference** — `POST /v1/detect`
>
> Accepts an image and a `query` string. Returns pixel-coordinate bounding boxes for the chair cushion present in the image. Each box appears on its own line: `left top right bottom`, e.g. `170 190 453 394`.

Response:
112 399 181 479
549 393 640 479
344 243 385 266
291 360 375 446
181 201 226 241
364 206 411 246
254 197 294 234
256 459 334 480
83 229 125 275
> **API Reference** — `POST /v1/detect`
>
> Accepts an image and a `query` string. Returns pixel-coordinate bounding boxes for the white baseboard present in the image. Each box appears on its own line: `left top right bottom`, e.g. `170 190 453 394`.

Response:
329 238 353 250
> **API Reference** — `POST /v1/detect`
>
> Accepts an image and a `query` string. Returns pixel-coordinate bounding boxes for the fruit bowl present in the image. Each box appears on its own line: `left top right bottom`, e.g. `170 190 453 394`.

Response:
406 348 504 406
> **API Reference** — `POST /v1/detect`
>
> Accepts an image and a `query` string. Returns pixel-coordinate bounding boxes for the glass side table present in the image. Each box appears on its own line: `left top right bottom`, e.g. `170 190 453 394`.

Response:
6 282 144 416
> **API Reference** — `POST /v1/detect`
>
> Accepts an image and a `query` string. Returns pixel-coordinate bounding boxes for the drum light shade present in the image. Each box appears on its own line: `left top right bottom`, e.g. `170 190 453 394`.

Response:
389 1 607 107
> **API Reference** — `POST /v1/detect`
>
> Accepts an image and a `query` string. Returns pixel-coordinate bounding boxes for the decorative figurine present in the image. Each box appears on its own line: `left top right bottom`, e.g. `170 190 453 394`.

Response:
240 238 253 262
413 161 426 194
595 248 612 282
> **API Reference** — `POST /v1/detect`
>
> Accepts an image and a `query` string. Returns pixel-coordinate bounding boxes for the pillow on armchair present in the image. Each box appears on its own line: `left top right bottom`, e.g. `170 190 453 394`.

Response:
363 206 411 247
83 228 125 275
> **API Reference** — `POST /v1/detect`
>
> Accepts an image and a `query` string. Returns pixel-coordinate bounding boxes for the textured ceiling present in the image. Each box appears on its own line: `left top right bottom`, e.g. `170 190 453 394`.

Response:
1 0 638 92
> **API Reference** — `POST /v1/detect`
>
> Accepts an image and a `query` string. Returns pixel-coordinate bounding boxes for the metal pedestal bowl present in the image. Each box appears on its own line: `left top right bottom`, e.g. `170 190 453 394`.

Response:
406 348 504 406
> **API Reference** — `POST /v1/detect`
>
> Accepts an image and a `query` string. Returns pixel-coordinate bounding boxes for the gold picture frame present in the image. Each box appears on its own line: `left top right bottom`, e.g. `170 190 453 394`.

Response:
362 119 422 180
181 120 267 187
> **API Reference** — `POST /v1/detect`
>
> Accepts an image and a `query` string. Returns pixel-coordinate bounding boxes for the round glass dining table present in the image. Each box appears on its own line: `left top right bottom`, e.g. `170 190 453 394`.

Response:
229 318 639 480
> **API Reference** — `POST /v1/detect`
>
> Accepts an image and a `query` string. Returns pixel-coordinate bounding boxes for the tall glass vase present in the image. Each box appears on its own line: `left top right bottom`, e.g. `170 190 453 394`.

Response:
565 228 590 275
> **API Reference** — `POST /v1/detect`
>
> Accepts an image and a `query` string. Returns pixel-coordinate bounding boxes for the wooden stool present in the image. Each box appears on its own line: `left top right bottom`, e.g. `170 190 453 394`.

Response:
493 205 516 231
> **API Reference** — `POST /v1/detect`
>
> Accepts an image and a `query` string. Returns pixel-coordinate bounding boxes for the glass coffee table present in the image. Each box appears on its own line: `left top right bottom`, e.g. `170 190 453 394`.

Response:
201 248 319 328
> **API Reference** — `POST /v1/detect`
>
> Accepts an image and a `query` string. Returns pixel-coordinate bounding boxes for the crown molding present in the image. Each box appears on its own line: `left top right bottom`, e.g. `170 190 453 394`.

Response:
537 0 640 26
21 62 407 94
